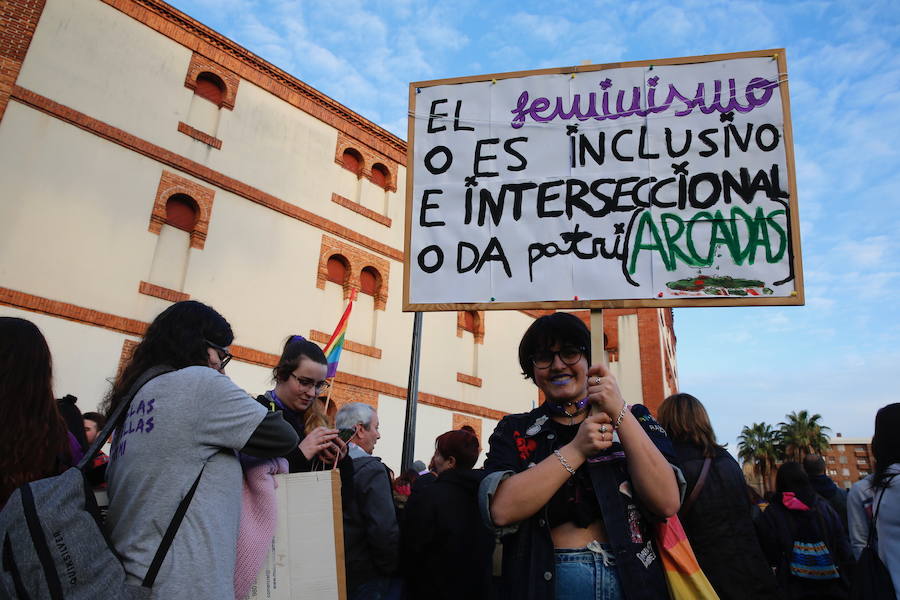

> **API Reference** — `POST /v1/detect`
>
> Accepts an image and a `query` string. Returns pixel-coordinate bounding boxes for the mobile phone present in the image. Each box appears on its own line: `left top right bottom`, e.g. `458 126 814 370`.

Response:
338 428 356 443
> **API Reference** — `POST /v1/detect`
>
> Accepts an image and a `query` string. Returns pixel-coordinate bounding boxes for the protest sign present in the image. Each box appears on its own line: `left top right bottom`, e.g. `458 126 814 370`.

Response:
245 471 345 600
404 49 803 310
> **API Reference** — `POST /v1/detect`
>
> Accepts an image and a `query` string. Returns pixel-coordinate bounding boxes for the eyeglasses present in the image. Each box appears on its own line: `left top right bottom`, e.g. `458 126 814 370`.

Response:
290 373 331 394
206 340 233 369
530 346 586 369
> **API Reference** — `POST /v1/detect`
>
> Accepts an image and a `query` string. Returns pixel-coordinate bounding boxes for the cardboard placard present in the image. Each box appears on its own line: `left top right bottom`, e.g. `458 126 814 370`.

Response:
245 471 346 600
404 49 803 310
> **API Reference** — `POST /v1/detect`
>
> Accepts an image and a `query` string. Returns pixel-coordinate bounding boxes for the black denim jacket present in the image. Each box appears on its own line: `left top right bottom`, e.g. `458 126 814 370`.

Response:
480 403 682 600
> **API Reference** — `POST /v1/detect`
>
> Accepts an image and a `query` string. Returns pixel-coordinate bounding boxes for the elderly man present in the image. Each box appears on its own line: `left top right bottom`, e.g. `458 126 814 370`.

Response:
335 402 400 600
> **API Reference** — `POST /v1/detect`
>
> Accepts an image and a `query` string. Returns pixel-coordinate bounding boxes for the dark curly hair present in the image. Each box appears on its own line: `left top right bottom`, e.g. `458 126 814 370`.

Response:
101 300 233 416
0 317 71 505
518 312 591 381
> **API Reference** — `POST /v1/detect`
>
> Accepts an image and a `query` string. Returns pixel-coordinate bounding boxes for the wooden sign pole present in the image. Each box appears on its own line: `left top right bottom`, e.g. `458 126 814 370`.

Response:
590 309 605 366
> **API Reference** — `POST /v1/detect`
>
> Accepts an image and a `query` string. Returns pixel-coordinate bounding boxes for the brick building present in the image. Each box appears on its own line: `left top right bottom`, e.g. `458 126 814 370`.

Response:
823 434 874 489
0 0 678 470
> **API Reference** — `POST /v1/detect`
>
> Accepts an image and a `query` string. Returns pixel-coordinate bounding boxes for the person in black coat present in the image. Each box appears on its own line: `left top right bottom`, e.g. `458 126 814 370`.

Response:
658 393 780 600
402 428 493 600
755 461 852 600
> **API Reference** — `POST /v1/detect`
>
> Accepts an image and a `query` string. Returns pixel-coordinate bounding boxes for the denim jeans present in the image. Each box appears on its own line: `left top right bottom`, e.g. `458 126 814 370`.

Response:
554 542 623 600
349 576 404 600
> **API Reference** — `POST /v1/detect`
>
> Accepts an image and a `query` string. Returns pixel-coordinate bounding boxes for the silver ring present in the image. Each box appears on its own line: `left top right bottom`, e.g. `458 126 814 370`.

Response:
599 424 608 433
593 376 601 386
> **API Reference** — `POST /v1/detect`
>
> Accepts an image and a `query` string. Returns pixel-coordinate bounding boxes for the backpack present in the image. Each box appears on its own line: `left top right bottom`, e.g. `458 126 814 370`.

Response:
787 503 840 581
0 366 203 599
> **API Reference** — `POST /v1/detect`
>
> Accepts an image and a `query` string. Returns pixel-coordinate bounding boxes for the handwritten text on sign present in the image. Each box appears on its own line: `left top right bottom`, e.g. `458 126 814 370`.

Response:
408 55 799 306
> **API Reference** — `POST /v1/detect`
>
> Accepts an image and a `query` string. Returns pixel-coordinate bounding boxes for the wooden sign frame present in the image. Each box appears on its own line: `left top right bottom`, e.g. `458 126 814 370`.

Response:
403 49 803 312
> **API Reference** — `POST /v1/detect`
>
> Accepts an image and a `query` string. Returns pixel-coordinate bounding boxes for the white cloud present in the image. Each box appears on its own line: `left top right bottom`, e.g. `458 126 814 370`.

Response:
835 236 891 268
508 13 572 43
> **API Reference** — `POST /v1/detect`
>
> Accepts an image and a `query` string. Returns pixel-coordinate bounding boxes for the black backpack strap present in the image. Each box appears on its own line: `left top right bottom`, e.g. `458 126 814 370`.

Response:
77 365 174 471
867 473 898 548
141 463 207 588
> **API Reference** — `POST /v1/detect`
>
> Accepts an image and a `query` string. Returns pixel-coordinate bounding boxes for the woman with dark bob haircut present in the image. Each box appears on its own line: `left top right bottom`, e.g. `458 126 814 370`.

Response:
103 301 298 599
256 335 350 472
481 312 681 600
0 317 74 508
847 403 900 590
657 393 779 599
403 427 493 599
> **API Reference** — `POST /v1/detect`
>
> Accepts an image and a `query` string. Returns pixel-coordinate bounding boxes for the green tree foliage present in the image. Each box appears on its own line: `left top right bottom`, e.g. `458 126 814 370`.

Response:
777 410 831 462
738 422 780 494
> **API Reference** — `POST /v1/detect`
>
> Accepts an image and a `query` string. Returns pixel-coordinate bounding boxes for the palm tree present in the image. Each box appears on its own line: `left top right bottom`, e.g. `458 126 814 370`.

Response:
738 422 780 494
778 410 831 462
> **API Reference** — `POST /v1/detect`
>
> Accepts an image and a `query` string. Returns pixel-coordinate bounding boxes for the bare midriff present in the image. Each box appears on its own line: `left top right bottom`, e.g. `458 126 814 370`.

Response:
550 519 606 549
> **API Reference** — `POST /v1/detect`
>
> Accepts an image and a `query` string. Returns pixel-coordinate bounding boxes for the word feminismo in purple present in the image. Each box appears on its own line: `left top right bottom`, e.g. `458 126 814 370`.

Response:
509 76 777 129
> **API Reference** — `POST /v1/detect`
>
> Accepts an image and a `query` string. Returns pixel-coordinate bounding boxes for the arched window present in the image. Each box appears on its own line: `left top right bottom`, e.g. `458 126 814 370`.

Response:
360 267 380 296
165 194 199 232
370 163 389 189
326 255 349 285
341 149 362 175
194 72 226 106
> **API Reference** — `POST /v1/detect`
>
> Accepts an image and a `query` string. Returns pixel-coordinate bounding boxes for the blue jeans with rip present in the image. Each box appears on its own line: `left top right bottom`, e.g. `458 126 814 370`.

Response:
554 541 623 600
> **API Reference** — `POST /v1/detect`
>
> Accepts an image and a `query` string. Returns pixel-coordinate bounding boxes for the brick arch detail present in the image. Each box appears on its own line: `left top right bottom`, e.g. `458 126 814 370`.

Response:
452 413 484 445
317 235 389 310
334 131 398 192
149 171 215 249
184 52 239 110
457 310 485 344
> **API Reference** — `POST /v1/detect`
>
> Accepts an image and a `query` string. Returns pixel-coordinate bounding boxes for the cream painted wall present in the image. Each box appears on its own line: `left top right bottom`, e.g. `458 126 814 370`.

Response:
611 314 644 405
19 0 409 256
0 104 164 318
17 0 194 152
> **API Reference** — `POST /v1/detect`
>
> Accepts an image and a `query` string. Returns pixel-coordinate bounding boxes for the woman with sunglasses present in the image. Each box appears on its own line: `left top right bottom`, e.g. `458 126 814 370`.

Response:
481 312 681 600
256 335 349 472
103 301 298 599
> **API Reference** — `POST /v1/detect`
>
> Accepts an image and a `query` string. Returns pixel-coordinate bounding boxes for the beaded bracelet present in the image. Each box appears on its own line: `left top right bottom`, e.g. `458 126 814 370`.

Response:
613 401 629 429
553 449 576 476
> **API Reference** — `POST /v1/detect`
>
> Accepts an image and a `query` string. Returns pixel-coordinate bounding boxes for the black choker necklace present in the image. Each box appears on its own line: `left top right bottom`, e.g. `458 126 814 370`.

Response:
547 396 589 418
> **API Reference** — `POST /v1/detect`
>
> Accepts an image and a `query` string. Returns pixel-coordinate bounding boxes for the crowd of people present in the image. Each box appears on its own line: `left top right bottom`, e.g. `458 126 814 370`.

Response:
1 305 898 599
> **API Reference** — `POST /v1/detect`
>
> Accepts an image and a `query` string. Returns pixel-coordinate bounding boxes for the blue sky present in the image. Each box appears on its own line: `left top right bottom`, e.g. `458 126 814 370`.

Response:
168 0 900 448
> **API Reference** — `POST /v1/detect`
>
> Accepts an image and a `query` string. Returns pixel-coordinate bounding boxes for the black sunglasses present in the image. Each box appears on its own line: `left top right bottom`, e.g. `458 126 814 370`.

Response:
531 346 586 369
206 340 233 369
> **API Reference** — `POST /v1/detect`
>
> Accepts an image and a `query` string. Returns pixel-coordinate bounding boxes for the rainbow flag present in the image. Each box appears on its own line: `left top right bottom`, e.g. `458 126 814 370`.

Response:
323 291 355 378
657 516 720 599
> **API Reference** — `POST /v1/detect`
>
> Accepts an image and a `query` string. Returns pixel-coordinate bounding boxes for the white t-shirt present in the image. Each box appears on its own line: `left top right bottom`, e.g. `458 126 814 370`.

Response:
105 366 267 599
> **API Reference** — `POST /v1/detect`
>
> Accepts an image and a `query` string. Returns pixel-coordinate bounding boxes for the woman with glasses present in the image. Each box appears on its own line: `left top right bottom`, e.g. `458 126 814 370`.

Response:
256 335 349 472
103 301 298 599
481 312 681 600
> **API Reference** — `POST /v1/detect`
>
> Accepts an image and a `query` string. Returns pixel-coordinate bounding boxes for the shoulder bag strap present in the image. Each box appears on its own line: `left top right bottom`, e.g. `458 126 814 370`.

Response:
682 457 712 512
76 365 174 471
141 462 207 588
867 472 898 548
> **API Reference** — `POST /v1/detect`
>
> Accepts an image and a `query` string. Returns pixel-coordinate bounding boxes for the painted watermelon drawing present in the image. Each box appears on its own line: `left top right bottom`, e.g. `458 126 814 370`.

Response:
665 275 774 297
